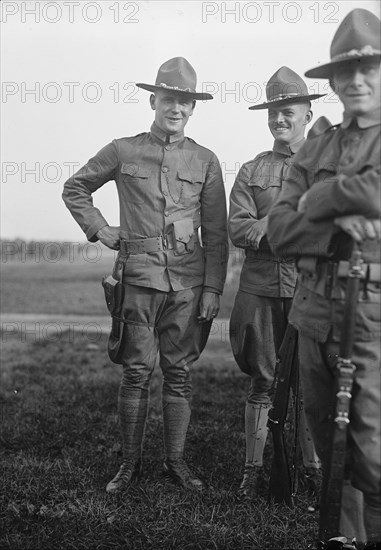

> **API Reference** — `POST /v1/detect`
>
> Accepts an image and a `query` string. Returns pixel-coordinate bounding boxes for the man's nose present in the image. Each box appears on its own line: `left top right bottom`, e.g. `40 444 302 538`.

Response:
171 102 181 113
350 68 365 86
275 112 285 123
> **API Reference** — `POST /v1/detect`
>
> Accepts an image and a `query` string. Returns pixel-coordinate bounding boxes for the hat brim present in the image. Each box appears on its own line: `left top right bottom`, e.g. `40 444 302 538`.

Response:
305 54 381 79
136 83 213 101
248 94 326 110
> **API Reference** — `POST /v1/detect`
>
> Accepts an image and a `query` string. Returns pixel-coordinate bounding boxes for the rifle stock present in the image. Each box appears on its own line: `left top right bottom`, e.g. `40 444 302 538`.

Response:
268 323 299 506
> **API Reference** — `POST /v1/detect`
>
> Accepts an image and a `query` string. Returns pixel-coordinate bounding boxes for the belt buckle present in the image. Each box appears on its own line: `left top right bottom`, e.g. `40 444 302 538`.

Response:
161 234 168 250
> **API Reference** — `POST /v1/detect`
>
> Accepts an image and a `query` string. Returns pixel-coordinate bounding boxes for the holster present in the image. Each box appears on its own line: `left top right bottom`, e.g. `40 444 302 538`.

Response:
102 274 124 319
101 252 129 364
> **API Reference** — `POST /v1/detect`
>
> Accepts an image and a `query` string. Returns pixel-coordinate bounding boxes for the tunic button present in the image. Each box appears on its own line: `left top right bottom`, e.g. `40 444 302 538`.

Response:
162 167 169 173
163 191 168 196
165 145 171 151
164 211 169 217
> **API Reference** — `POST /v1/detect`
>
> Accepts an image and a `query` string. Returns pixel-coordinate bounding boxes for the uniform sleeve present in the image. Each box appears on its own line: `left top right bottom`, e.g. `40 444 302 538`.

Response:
267 162 336 260
304 167 381 222
62 141 118 242
228 163 258 248
200 153 228 294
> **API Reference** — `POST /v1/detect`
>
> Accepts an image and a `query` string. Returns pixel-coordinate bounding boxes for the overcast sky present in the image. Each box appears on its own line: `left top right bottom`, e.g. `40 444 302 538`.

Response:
1 0 379 241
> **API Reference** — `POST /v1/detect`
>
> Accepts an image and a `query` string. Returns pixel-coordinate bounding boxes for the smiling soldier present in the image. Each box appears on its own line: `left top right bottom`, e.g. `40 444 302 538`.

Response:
267 9 381 547
229 67 324 498
62 57 228 493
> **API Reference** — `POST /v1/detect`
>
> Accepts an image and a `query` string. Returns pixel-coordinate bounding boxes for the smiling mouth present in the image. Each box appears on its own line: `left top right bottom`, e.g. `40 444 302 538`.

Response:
167 117 182 122
274 127 289 131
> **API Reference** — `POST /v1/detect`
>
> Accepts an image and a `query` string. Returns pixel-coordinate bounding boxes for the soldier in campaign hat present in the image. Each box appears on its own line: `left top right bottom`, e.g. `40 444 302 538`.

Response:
63 57 228 494
268 9 380 547
229 66 324 498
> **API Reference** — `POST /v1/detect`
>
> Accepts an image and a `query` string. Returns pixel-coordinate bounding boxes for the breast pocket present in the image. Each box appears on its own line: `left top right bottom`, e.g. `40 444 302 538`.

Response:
312 168 336 184
175 169 205 204
120 163 150 204
248 173 282 191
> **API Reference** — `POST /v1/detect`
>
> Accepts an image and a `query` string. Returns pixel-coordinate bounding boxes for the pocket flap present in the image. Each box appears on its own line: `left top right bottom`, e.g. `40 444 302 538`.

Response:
247 169 283 188
173 218 194 243
121 163 149 178
177 169 204 184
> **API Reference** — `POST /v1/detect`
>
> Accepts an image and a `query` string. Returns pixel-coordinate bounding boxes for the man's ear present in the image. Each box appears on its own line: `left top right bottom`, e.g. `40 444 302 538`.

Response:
150 94 156 110
305 109 313 125
329 78 336 93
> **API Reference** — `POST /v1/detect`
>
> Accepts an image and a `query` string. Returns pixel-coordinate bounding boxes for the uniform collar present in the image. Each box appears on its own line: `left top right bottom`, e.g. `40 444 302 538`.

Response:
150 122 184 144
341 108 381 129
273 137 305 156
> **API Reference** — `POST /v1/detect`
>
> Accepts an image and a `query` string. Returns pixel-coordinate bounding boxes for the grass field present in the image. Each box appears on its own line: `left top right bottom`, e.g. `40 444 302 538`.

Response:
0 253 239 318
1 254 319 549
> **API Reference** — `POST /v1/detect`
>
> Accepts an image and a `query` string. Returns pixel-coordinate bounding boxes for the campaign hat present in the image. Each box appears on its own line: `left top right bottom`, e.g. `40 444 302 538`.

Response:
136 57 213 100
248 66 325 110
305 9 381 79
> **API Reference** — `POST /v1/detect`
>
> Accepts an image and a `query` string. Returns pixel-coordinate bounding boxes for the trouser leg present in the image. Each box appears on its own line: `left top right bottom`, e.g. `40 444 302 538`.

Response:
158 286 207 459
340 481 366 543
230 293 291 496
298 334 372 543
117 286 162 459
158 287 207 490
363 497 381 545
230 294 291 464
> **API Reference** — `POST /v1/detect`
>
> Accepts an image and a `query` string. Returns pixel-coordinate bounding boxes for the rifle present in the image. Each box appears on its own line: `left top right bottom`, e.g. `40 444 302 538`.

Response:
318 246 364 548
268 323 299 506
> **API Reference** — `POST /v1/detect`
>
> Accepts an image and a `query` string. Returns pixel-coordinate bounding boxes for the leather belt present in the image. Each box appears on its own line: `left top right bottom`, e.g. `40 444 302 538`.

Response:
336 260 380 282
299 259 380 299
120 231 198 255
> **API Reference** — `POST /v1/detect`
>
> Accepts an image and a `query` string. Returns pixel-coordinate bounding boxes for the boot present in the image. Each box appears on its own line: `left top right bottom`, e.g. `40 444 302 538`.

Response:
162 399 204 491
106 458 142 494
239 403 270 497
106 395 148 494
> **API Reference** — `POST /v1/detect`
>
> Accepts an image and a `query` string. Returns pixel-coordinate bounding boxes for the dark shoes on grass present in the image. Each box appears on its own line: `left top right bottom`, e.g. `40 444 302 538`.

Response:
163 457 205 491
239 465 263 498
106 458 142 494
106 457 204 493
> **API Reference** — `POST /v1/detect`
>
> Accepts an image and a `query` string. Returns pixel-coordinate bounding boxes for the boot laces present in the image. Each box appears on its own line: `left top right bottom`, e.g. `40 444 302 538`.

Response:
170 458 192 480
115 458 138 481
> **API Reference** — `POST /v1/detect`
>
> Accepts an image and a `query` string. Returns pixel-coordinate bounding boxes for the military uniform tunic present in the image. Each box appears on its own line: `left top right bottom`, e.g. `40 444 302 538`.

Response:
63 122 227 294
